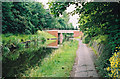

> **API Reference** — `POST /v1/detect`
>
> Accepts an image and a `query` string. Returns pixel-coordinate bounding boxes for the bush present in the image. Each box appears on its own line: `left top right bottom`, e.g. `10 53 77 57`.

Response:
82 34 91 44
25 29 31 34
3 47 10 57
41 37 46 44
17 43 25 49
95 43 111 77
94 35 108 44
10 37 20 46
105 45 120 78
4 33 13 37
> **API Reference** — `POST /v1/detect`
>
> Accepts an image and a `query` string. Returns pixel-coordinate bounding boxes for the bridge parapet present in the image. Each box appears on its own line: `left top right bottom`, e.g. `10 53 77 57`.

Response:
74 31 81 37
46 31 58 38
43 28 78 30
44 30 79 33
44 30 82 38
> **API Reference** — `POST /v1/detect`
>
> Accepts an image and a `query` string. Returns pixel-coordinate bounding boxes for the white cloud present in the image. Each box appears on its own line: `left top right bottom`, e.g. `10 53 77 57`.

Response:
66 4 76 13
37 0 49 9
66 4 79 28
69 14 79 28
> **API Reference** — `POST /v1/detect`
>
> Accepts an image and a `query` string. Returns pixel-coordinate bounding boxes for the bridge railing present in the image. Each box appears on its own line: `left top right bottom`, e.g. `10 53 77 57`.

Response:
43 28 78 30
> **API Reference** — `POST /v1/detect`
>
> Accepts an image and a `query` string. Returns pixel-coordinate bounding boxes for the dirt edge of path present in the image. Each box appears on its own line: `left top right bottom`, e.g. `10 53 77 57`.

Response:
70 39 80 77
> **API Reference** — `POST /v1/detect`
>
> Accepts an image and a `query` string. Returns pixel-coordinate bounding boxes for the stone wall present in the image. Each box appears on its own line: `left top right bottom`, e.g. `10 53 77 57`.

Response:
90 41 104 55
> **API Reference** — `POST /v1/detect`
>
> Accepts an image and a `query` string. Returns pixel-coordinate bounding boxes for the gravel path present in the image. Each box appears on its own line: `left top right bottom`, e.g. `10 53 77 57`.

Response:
70 39 99 77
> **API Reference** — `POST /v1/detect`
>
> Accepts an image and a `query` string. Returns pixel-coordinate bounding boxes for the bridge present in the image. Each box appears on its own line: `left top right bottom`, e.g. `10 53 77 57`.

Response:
43 30 83 44
43 30 82 38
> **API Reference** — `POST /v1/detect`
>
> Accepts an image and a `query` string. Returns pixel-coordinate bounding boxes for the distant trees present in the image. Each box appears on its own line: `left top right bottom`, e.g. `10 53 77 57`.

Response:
2 2 73 34
57 12 74 29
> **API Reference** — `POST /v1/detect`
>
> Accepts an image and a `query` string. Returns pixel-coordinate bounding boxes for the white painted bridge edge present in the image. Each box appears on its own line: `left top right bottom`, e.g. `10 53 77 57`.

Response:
43 30 80 33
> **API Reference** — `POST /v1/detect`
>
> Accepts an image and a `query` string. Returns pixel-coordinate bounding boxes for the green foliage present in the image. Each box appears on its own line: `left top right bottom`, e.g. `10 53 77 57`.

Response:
95 44 111 77
17 43 25 49
48 2 73 17
2 2 44 34
78 2 120 52
41 37 46 44
3 47 10 57
82 34 91 44
94 35 108 44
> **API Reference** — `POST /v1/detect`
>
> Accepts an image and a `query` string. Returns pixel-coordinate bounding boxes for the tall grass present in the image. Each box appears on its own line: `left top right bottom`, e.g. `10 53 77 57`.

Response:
22 40 78 77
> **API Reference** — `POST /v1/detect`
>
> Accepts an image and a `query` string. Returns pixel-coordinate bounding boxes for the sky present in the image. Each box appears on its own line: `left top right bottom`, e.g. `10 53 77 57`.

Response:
65 5 79 28
37 0 79 28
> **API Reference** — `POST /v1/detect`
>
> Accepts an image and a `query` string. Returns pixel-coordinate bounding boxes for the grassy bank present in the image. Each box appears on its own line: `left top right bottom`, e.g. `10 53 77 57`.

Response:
22 40 78 77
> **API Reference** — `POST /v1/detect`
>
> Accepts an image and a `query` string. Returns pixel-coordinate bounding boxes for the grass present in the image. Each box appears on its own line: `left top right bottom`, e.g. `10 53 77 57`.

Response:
22 40 78 77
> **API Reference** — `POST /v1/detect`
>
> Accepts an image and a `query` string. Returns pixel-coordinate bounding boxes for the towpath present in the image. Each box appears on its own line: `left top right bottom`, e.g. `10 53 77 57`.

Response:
71 39 99 77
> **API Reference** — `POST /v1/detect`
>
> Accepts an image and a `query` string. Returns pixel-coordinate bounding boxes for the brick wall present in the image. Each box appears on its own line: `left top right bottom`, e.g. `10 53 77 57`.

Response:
74 31 81 37
47 30 83 38
48 40 58 46
47 31 58 38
